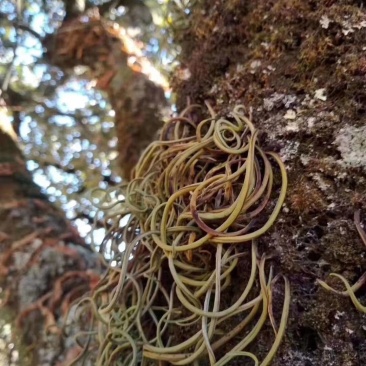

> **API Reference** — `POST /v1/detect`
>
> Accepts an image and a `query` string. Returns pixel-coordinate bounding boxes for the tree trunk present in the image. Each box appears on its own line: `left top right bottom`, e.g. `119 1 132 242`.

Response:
3 1 366 365
43 13 168 180
0 115 101 366
171 0 366 364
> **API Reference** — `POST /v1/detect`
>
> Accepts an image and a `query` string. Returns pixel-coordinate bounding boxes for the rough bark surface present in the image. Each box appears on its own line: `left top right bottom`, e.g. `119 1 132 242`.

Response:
44 14 167 180
171 0 366 365
0 119 101 366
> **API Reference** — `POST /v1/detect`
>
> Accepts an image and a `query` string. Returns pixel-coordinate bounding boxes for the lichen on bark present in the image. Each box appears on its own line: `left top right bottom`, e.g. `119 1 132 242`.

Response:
170 0 366 364
0 118 102 366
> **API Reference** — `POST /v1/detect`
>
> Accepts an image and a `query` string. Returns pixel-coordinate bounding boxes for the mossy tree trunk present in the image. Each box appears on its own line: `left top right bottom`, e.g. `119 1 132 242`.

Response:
2 0 366 365
0 117 101 366
171 0 366 364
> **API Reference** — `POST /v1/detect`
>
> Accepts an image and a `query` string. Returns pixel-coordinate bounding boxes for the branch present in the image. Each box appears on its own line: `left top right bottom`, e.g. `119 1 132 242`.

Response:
71 212 112 230
33 158 77 175
62 0 86 22
0 13 44 41
92 0 119 16
16 23 44 41
86 0 152 24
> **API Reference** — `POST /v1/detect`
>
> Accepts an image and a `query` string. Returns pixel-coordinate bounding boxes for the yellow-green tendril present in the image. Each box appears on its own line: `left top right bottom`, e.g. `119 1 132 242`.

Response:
74 104 289 365
318 210 366 314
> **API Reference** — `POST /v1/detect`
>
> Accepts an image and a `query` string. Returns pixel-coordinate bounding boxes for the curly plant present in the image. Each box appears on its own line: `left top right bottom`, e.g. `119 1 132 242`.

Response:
69 104 290 365
317 210 366 314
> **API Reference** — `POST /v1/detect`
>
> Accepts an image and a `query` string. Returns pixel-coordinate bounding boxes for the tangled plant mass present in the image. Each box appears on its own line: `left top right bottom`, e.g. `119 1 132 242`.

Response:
78 105 290 365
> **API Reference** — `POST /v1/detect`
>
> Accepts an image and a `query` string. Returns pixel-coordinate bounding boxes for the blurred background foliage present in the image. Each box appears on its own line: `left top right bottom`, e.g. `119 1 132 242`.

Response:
0 1 198 363
0 0 195 241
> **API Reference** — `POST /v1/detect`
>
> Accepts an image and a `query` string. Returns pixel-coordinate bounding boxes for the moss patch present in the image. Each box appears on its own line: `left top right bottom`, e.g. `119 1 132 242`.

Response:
171 0 366 364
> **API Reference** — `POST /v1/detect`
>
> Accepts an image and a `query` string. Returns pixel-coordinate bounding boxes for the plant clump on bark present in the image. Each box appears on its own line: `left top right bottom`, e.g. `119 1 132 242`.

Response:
71 104 290 365
169 0 366 364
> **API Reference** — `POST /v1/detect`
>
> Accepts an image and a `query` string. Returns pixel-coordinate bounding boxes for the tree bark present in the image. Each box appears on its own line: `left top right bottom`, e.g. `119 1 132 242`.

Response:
3 1 366 364
171 0 366 364
0 115 101 366
43 13 168 180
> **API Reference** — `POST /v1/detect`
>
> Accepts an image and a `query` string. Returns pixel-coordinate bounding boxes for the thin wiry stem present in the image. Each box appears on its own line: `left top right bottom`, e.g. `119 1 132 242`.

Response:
69 104 290 365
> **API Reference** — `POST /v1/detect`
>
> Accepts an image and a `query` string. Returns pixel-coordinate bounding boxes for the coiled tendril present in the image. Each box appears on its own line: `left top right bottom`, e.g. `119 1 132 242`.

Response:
71 104 290 366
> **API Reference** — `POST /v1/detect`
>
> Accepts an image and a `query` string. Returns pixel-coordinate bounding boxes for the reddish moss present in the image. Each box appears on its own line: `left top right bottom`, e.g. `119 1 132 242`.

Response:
289 178 327 215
